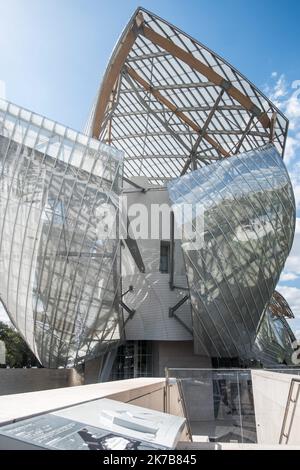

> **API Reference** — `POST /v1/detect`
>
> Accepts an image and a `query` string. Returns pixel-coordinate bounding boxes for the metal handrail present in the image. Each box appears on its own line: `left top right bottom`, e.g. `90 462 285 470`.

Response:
165 370 193 442
279 378 300 444
176 378 193 442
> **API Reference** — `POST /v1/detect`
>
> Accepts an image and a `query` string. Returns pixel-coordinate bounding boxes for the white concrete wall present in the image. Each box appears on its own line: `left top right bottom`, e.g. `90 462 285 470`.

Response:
0 377 167 426
0 376 190 443
252 370 300 445
123 186 192 341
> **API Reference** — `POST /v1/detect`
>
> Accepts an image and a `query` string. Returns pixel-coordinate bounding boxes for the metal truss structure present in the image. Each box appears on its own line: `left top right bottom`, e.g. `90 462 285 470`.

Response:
87 7 288 185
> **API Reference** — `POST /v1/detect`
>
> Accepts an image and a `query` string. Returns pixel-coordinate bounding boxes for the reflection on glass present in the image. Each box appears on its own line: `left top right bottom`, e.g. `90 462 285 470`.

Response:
168 144 295 360
254 291 296 365
168 369 257 443
0 99 123 367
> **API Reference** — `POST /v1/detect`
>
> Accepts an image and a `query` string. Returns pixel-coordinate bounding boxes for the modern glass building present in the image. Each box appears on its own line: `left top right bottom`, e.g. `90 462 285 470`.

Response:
168 144 295 360
0 8 296 373
87 9 288 178
254 291 296 366
0 100 123 367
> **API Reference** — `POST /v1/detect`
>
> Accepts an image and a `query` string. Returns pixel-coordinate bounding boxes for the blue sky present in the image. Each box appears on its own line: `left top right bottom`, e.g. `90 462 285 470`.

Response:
0 0 300 334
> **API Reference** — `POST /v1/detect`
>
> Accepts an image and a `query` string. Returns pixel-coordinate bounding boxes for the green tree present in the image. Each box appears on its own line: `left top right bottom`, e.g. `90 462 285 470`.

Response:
0 321 40 368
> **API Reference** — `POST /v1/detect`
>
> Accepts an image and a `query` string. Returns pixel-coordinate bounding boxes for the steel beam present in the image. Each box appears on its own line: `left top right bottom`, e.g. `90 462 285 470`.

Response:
169 210 175 290
141 25 270 129
233 115 255 154
181 88 225 174
125 65 230 157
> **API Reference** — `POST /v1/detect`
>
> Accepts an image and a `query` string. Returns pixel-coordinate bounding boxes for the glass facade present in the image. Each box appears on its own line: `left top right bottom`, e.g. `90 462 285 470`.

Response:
110 341 153 380
168 144 295 360
0 99 123 367
254 292 296 366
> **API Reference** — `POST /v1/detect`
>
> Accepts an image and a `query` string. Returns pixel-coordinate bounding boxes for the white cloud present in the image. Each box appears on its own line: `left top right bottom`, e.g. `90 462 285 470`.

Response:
280 272 299 281
288 164 300 208
277 285 300 320
286 80 300 124
280 226 300 282
285 135 300 164
268 74 288 102
266 75 300 163
266 76 300 329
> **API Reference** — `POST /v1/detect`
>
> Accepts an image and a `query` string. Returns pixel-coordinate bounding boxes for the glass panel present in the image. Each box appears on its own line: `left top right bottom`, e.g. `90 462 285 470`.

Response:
0 99 123 368
167 367 300 443
167 368 257 443
254 300 296 366
168 144 295 362
110 341 153 380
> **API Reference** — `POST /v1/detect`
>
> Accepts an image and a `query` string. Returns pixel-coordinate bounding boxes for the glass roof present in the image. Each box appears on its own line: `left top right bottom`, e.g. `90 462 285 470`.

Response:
87 8 289 185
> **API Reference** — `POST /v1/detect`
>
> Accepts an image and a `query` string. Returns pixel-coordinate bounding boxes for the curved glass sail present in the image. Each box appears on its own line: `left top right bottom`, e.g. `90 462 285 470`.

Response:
254 291 296 366
168 144 295 359
0 99 123 367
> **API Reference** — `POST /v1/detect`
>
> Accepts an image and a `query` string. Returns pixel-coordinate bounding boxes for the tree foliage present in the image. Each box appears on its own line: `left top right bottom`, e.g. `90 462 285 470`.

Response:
0 321 40 368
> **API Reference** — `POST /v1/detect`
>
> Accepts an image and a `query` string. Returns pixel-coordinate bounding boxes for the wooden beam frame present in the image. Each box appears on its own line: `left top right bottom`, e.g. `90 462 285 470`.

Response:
141 25 270 130
125 65 230 157
269 112 277 143
90 7 283 167
91 12 144 138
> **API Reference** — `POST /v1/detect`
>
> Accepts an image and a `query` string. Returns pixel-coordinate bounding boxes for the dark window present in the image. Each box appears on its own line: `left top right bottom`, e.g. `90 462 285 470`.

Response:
110 341 153 380
159 241 170 273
